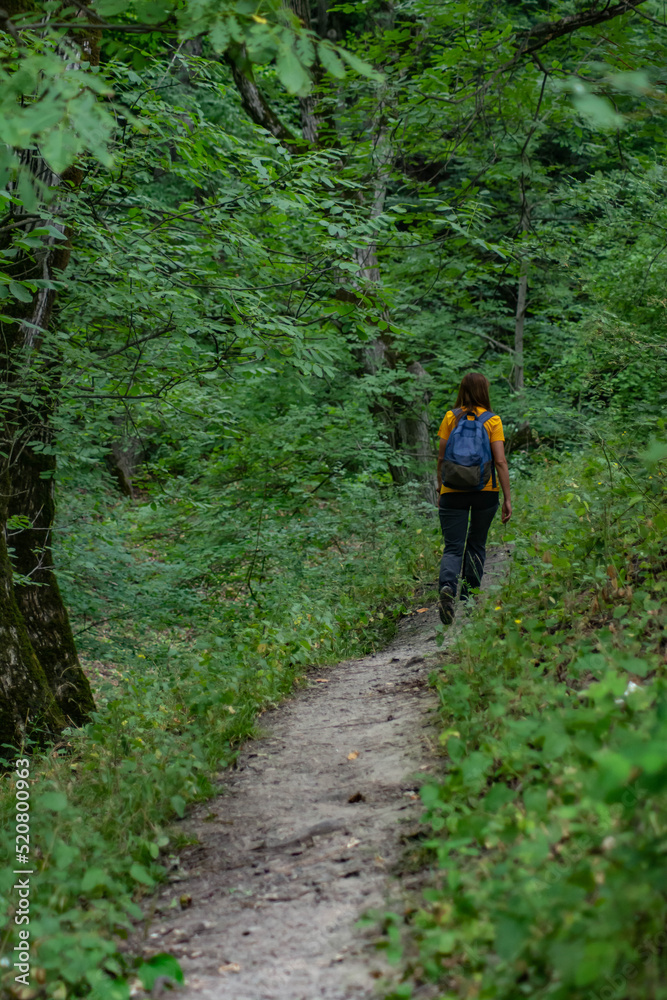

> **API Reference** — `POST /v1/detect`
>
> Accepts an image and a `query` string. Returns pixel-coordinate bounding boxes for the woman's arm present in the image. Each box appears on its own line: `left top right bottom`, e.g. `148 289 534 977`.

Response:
491 439 512 523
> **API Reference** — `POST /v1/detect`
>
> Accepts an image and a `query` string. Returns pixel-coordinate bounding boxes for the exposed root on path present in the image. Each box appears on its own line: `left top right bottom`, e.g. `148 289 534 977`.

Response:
134 546 509 1000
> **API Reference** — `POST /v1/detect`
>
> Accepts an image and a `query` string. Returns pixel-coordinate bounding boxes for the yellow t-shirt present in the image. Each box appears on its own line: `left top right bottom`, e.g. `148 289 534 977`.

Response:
438 406 504 494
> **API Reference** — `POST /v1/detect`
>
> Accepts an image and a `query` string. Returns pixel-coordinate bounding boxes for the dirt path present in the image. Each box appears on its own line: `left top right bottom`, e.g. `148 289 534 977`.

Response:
138 548 508 1000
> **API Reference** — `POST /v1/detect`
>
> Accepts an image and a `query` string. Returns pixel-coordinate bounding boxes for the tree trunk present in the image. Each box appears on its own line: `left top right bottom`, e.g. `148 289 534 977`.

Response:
0 26 99 747
0 270 95 744
226 56 305 149
0 464 68 748
514 192 530 391
289 0 331 145
396 363 437 504
514 257 528 391
8 424 95 729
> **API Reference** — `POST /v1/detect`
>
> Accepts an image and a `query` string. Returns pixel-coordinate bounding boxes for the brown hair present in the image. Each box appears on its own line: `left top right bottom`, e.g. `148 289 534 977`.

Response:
454 372 492 415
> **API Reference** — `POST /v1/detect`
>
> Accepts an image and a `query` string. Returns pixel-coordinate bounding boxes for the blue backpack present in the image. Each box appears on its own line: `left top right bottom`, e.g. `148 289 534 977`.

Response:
442 408 497 491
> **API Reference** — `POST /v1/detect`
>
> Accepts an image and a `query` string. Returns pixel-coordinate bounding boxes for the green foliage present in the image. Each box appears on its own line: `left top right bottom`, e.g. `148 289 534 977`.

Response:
0 0 380 191
381 440 667 1000
0 453 437 996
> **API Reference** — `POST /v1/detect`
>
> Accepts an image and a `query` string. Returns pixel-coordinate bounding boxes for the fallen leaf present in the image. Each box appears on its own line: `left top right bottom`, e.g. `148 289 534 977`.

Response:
416 607 429 613
315 678 329 683
347 751 359 760
346 837 361 848
218 962 241 973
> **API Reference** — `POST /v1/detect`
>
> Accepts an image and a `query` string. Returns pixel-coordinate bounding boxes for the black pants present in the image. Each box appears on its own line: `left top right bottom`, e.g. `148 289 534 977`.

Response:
438 491 499 598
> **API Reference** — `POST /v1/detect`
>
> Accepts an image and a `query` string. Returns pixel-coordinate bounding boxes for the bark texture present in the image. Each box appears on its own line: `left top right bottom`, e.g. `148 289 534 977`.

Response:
396 362 438 504
514 258 528 391
514 194 530 391
226 56 305 150
0 466 67 748
8 433 95 728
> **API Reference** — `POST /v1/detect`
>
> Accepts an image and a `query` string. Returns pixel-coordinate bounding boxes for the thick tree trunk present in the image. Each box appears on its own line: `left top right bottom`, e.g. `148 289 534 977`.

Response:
0 279 95 743
0 27 98 744
8 426 95 728
0 465 67 748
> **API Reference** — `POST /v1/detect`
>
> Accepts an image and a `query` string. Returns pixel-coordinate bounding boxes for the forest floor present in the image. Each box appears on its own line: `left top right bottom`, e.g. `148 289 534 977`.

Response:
132 545 509 1000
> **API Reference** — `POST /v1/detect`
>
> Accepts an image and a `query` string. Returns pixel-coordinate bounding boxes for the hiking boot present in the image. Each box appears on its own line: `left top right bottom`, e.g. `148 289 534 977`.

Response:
438 586 455 625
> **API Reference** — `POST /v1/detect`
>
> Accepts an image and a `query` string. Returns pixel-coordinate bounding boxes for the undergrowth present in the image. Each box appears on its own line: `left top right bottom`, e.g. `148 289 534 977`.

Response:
379 438 667 1000
0 474 440 1000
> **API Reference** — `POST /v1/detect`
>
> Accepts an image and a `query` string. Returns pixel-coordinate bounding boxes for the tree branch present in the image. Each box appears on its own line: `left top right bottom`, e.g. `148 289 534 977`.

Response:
454 327 515 354
224 54 306 151
518 0 650 57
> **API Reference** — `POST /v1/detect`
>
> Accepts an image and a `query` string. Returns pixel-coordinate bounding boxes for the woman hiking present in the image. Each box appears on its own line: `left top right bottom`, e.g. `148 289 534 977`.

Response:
435 372 511 625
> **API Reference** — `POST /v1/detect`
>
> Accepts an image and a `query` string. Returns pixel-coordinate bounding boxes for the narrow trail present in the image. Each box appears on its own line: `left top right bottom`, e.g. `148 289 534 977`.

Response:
138 546 509 1000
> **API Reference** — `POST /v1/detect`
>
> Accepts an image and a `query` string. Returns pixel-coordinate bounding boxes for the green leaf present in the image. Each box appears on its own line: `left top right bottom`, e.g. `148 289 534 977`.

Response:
640 438 667 469
137 954 184 991
40 127 79 174
37 790 68 811
275 48 312 95
459 751 492 790
81 867 112 891
295 33 315 68
134 0 175 24
607 71 650 94
129 862 155 886
170 793 186 817
318 42 346 79
336 46 383 81
9 280 33 303
31 225 67 241
495 916 528 960
209 19 231 52
92 0 127 15
85 969 130 1000
616 656 651 677
54 841 79 870
573 93 623 130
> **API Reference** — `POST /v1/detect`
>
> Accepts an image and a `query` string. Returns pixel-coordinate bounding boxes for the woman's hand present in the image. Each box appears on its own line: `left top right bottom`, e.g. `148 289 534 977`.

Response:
501 499 512 523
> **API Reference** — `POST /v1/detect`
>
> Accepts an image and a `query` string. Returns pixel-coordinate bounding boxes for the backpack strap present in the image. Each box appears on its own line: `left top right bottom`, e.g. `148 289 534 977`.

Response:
453 406 477 423
477 411 497 488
